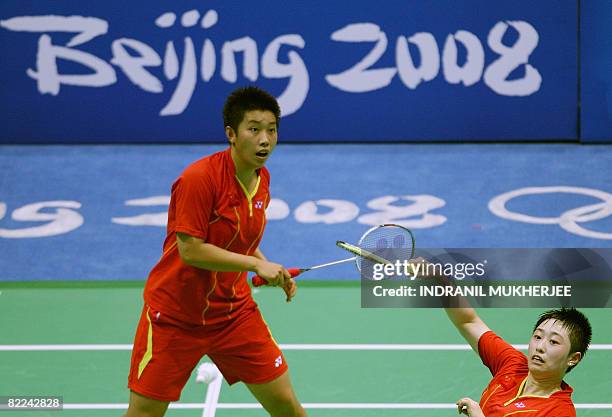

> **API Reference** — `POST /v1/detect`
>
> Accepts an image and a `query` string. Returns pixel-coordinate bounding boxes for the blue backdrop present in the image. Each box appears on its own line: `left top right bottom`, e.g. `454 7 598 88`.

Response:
1 144 611 281
1 0 577 143
581 0 612 142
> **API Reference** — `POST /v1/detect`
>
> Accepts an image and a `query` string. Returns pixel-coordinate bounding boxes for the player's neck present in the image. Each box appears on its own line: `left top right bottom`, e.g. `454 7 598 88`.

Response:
230 149 257 189
523 373 562 397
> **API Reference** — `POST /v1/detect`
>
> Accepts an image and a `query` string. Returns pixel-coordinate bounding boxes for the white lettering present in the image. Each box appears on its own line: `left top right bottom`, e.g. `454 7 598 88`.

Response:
29 34 117 95
200 39 216 81
1 14 543 118
294 199 359 224
442 30 484 86
0 16 117 95
266 198 290 220
396 32 440 89
111 196 170 227
484 21 542 96
372 263 384 280
0 15 108 47
111 38 162 93
221 37 259 83
326 23 396 92
358 195 447 228
261 34 309 116
0 201 83 238
160 37 197 116
163 41 179 80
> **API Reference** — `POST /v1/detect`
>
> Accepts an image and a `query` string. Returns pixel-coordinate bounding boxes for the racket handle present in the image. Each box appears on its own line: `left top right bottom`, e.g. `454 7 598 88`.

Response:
251 268 301 287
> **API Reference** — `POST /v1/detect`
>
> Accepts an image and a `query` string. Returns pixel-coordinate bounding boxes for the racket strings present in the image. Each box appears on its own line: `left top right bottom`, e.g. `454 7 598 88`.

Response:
357 225 415 271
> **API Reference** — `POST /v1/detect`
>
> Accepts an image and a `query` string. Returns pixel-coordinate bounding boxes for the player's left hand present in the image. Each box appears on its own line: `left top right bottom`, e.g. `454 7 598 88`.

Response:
282 278 297 302
456 398 484 417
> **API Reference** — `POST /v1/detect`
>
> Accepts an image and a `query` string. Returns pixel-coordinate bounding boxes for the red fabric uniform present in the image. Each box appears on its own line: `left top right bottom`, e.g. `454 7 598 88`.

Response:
146 147 269 325
128 148 287 401
478 331 576 417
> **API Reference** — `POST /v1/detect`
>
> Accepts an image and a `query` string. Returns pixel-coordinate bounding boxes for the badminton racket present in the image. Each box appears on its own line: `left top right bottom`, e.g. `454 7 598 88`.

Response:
251 223 415 286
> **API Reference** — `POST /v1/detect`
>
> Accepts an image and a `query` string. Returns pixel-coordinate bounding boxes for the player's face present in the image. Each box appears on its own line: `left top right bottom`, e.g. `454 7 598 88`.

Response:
227 110 278 171
527 319 580 378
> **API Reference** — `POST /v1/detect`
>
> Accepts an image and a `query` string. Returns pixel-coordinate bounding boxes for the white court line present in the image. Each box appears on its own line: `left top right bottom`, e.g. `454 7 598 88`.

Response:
61 403 612 410
3 344 610 411
2 343 612 351
0 344 134 351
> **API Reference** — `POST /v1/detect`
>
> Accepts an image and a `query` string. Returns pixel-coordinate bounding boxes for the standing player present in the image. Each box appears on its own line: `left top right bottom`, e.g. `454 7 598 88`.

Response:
123 86 307 417
447 306 591 417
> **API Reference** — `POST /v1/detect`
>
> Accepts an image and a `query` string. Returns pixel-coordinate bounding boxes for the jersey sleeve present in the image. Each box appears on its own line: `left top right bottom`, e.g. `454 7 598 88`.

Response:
478 331 526 377
172 166 215 241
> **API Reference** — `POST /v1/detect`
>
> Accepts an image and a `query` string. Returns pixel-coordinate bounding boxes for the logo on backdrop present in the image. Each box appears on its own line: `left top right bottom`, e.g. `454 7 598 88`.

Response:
1 11 542 117
1 187 611 240
488 186 612 240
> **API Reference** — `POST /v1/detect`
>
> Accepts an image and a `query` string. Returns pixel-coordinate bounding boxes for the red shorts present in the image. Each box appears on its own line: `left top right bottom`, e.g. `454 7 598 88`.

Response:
127 304 288 402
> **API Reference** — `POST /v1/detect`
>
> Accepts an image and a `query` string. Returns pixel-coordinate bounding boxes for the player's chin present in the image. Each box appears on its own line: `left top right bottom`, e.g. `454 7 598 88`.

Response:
527 362 550 374
253 155 269 166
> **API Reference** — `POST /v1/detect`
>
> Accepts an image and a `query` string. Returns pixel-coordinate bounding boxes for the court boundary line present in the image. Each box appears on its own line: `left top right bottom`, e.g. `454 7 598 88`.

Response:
59 402 612 410
4 344 611 411
2 343 612 351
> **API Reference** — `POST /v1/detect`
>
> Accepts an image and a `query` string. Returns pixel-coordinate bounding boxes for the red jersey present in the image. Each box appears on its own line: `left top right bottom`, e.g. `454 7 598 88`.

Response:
478 331 576 417
144 148 270 326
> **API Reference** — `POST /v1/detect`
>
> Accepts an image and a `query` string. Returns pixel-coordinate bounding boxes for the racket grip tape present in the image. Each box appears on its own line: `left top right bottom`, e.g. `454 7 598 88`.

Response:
251 268 301 287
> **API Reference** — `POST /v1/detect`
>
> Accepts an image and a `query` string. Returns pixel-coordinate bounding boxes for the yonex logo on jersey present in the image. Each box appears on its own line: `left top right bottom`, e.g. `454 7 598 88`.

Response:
254 201 263 209
515 402 526 408
274 355 283 368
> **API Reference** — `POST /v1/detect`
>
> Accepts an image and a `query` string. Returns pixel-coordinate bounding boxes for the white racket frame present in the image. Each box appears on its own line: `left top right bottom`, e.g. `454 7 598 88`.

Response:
337 223 416 271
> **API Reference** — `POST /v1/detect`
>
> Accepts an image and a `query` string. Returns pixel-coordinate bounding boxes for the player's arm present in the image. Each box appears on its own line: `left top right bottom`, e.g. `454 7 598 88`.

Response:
176 232 291 286
411 257 490 352
445 306 490 353
253 247 267 261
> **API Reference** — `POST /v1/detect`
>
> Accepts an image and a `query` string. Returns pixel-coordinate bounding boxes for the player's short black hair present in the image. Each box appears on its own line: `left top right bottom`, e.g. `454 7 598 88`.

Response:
533 308 592 373
223 86 280 132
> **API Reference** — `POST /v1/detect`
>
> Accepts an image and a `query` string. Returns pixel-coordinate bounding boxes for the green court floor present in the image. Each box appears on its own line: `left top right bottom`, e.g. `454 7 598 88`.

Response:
1 282 611 417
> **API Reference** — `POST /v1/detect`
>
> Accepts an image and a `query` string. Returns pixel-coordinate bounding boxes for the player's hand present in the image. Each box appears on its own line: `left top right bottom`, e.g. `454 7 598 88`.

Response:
282 278 297 302
456 398 484 417
408 257 432 278
408 257 446 280
254 260 291 287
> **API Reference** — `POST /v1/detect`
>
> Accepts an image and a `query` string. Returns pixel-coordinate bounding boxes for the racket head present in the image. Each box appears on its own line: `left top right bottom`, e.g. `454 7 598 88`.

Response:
336 241 392 266
359 223 415 260
337 224 415 273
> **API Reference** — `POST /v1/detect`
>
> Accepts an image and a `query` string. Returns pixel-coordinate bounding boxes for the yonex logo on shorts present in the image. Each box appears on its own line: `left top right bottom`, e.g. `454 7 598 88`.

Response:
274 355 283 368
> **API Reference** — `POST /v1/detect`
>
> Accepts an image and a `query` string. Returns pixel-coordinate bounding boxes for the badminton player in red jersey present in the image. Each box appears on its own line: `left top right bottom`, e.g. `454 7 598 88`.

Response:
447 306 591 417
123 86 306 417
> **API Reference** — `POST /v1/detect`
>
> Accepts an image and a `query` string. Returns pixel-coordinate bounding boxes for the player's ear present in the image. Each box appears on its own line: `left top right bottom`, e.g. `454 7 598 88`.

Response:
225 126 236 146
568 352 581 367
